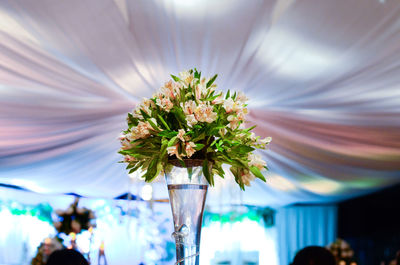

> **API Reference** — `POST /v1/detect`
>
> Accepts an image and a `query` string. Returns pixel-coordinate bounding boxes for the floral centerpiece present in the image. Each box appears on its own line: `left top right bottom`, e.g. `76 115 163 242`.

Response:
53 197 96 235
119 69 271 189
327 238 356 265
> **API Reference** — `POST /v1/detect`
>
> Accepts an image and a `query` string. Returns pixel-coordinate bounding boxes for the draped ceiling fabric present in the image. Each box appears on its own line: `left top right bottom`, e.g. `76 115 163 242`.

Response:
0 0 400 206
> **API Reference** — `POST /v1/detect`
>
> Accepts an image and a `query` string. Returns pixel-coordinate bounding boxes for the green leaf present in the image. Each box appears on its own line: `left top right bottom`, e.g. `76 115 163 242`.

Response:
170 107 187 125
232 145 255 154
243 125 256 132
250 166 266 182
158 130 178 138
206 74 218 88
195 143 205 150
191 132 205 142
157 115 171 130
147 118 160 131
127 113 139 127
168 136 178 147
225 90 230 99
171 74 180 82
145 158 158 182
202 159 214 186
194 69 200 79
140 109 151 120
160 138 168 157
203 94 221 102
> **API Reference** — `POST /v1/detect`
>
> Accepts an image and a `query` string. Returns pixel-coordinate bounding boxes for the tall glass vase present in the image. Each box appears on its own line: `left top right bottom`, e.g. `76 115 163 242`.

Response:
165 160 208 265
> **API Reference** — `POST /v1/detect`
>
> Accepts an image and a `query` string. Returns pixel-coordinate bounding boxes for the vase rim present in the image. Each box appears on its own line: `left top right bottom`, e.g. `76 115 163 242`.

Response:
168 159 204 168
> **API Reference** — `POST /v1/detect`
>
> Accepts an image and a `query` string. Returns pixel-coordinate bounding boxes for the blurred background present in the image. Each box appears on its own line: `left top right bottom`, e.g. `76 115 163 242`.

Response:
0 0 399 264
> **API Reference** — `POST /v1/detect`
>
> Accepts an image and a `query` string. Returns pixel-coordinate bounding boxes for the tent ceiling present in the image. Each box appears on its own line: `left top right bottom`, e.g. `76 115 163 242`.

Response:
1 0 399 206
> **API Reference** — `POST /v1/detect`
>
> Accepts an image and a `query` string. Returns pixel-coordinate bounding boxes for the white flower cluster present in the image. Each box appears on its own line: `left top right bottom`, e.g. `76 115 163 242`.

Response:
167 129 197 159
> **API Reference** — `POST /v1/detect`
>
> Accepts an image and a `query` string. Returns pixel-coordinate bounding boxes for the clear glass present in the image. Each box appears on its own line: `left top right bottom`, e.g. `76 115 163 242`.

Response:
165 165 208 265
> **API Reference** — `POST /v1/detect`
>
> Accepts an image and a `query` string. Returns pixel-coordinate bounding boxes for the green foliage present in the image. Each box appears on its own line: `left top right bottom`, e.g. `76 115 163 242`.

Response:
119 69 271 189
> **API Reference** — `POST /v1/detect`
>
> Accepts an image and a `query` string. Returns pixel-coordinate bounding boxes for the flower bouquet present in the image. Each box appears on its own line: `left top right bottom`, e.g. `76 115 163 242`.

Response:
119 69 271 189
119 69 271 264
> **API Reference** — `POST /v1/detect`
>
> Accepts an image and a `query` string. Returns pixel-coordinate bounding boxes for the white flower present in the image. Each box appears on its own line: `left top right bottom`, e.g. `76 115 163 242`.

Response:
119 134 135 150
131 121 151 139
248 153 266 170
195 82 207 100
156 96 173 112
181 100 197 115
177 129 186 142
236 108 248 121
236 91 248 103
227 114 239 129
124 155 137 162
186 114 198 127
241 170 255 186
179 70 194 86
181 100 199 127
185 141 196 158
223 98 235 113
160 80 180 100
260 137 272 145
167 144 182 159
194 103 217 123
250 132 257 142
131 109 143 119
212 94 224 105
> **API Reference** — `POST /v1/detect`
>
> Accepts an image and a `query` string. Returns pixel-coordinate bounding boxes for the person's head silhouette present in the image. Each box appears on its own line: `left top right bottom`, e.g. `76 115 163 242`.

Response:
46 249 88 265
291 246 336 265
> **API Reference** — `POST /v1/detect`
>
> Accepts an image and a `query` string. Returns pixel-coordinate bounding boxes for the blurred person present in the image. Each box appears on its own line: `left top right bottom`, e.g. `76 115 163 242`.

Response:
291 246 336 265
46 249 89 265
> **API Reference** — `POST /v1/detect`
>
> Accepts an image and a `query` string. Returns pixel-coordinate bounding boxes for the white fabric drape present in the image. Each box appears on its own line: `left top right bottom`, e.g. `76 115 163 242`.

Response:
0 0 399 205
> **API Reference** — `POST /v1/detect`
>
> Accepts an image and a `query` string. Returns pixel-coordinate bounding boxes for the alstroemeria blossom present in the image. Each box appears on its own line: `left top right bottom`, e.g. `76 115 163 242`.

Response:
177 129 186 142
248 153 266 170
185 141 196 158
155 95 173 112
194 103 217 123
167 144 181 159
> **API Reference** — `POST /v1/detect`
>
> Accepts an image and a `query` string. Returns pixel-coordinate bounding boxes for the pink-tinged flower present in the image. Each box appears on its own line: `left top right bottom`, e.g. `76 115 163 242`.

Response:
181 100 197 115
194 103 217 123
201 77 216 93
239 169 255 186
167 144 182 159
249 132 258 142
260 137 272 145
177 129 186 142
131 98 154 119
195 82 207 100
185 141 196 158
212 94 224 105
179 70 195 86
160 80 180 100
120 134 135 150
131 121 151 139
248 153 266 170
156 96 173 112
186 114 198 127
131 109 143 119
124 155 137 162
236 108 248 121
236 91 248 103
223 98 235 113
227 115 239 129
